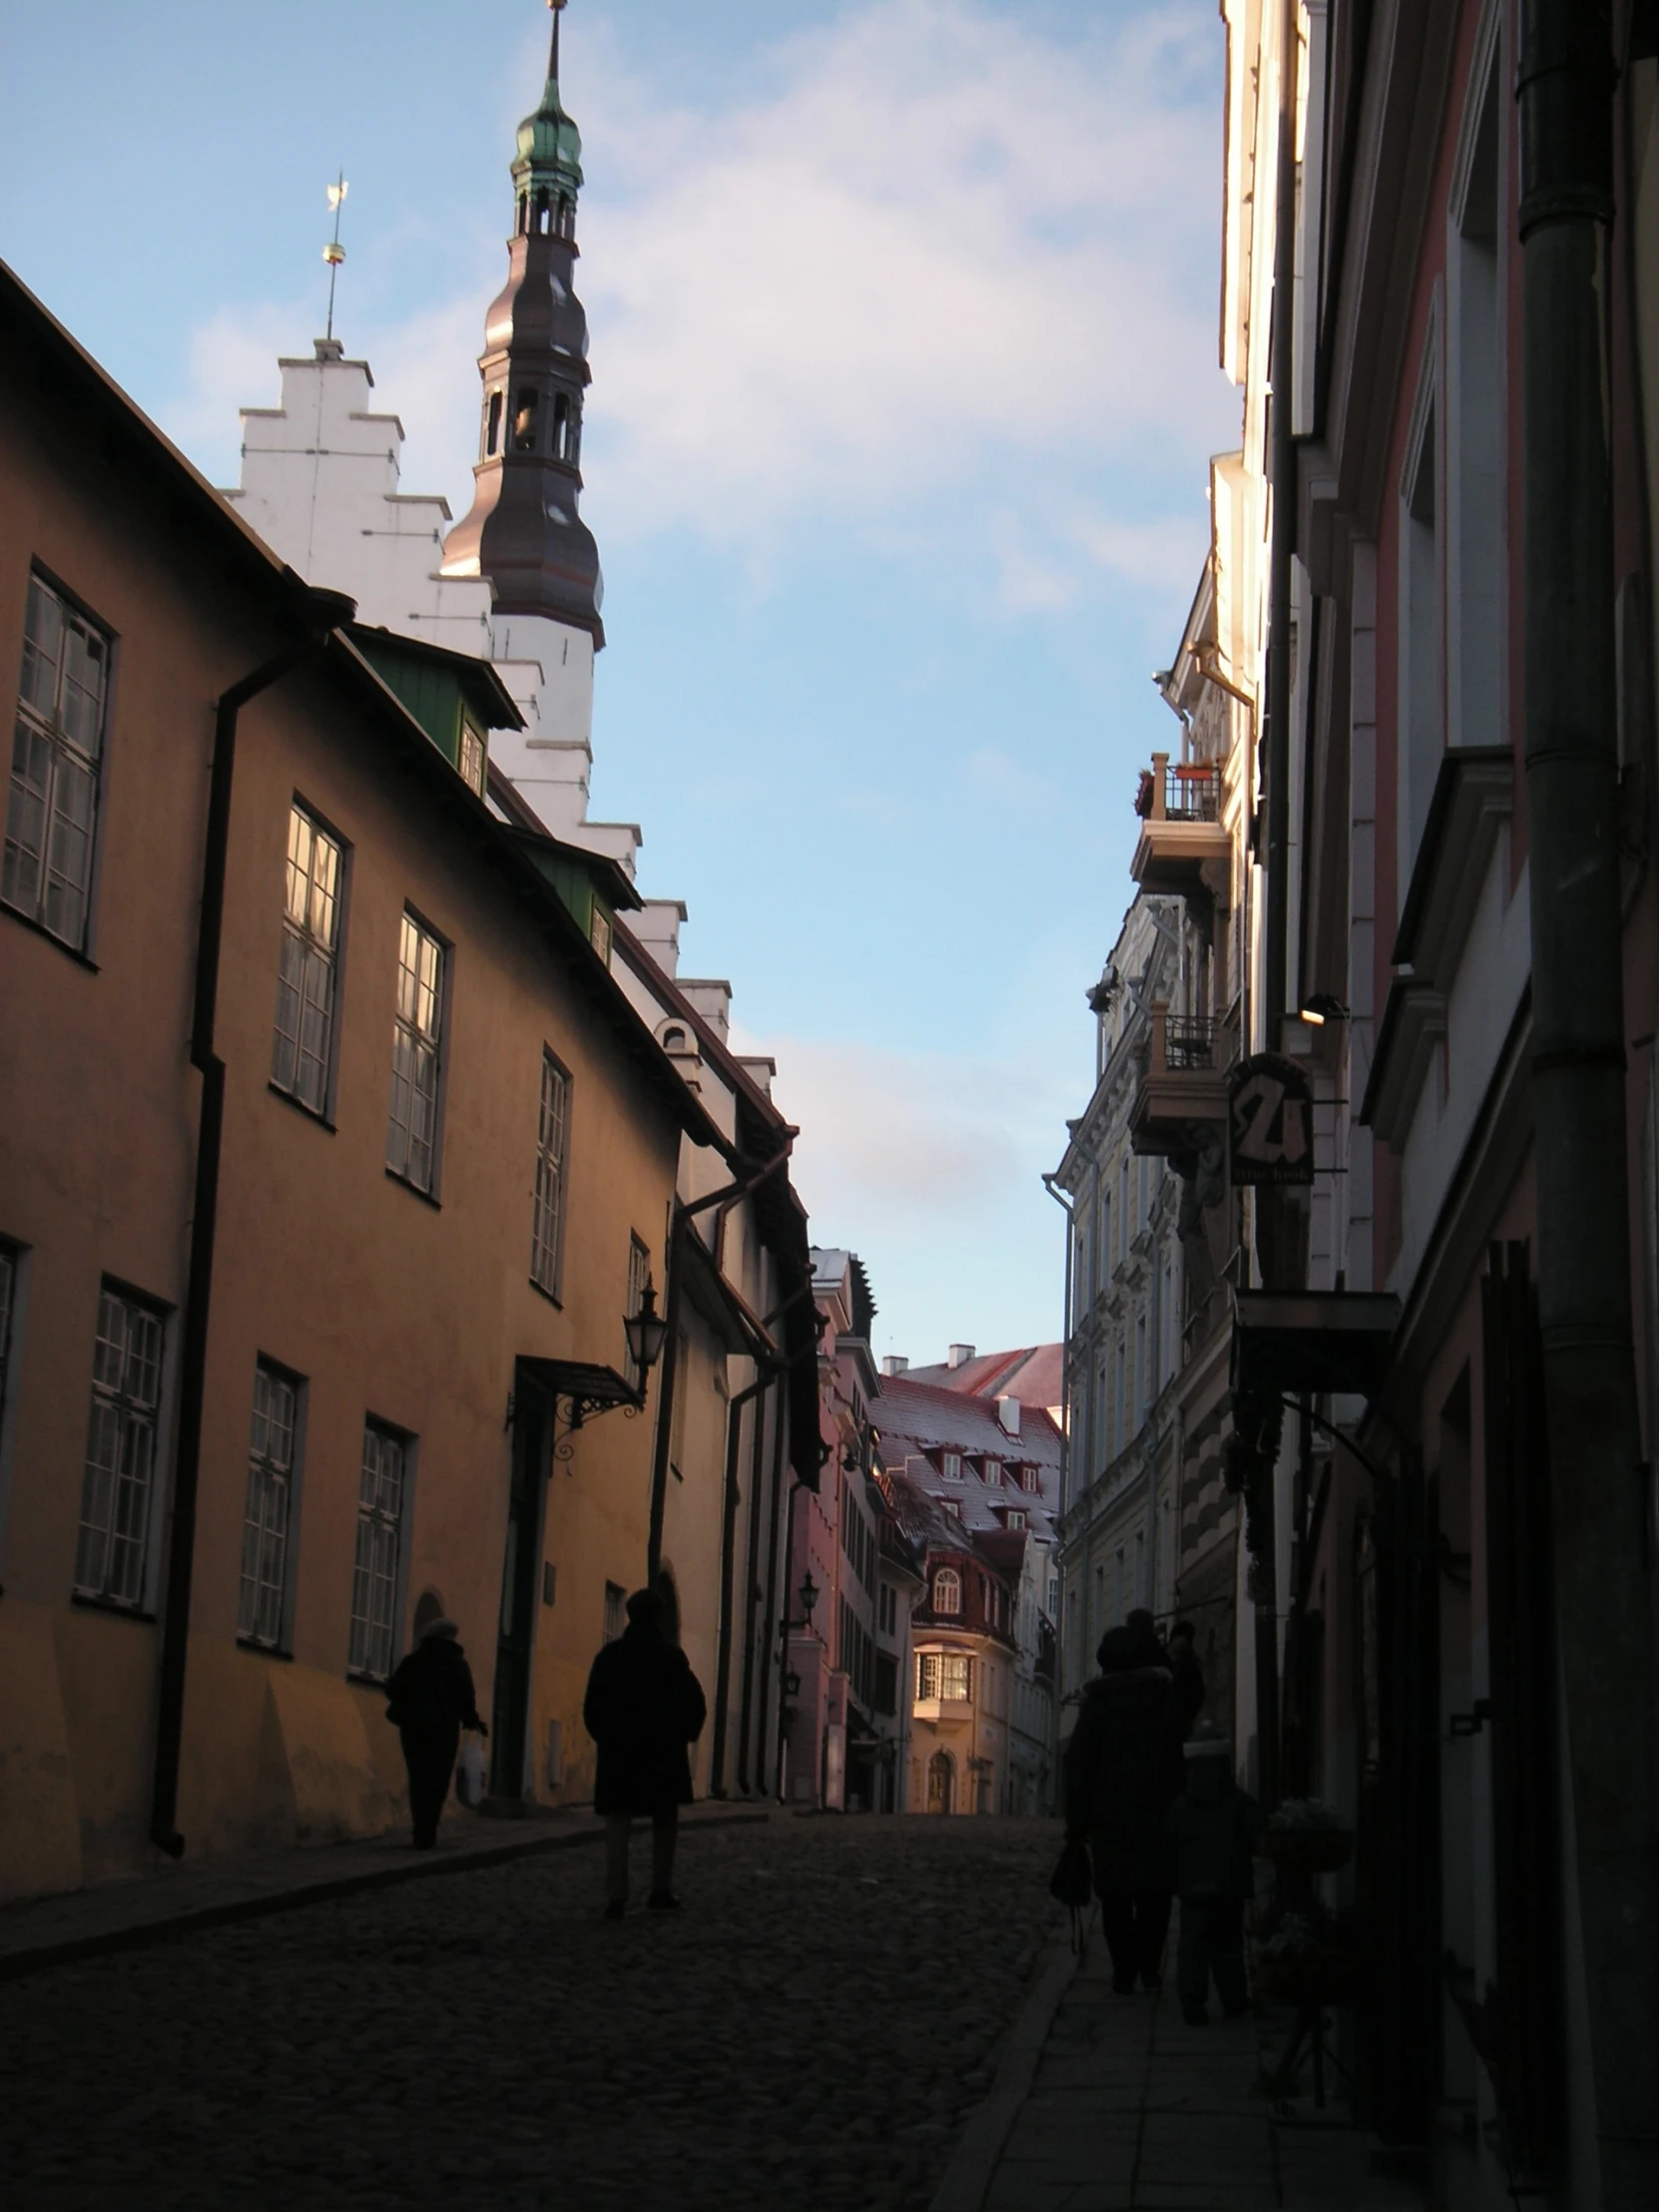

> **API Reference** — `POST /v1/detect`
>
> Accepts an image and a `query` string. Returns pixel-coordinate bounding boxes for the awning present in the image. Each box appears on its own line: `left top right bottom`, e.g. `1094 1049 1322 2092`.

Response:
1230 1289 1401 1399
515 1356 642 1427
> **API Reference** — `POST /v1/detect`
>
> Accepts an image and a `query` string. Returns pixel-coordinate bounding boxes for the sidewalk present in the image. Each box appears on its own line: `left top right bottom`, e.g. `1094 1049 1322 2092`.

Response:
0 1801 771 1981
935 1936 1428 2212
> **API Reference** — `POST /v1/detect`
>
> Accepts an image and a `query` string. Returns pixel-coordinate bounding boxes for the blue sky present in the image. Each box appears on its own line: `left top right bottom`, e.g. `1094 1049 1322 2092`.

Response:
1 0 1240 1366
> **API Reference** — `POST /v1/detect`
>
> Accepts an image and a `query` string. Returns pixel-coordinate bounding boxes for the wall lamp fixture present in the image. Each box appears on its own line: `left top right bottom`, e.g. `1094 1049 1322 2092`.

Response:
1298 993 1350 1026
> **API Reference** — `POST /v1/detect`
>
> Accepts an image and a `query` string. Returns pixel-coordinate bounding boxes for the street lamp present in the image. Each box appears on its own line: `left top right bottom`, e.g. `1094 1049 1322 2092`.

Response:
799 1571 818 1626
623 1279 669 1381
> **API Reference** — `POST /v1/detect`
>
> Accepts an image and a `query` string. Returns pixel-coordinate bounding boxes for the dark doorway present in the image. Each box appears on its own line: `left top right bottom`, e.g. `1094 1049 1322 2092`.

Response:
492 1383 549 1799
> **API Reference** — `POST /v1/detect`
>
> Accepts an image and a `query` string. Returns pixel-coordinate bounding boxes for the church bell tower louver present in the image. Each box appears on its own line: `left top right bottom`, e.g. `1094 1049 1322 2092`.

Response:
440 0 604 647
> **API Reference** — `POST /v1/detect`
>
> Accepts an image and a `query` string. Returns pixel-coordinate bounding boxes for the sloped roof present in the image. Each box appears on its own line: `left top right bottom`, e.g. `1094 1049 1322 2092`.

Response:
874 1377 1061 1468
903 1344 1064 1413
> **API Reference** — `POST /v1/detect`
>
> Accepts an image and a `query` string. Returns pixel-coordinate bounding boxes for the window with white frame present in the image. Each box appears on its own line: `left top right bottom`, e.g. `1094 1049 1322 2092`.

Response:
386 910 445 1192
349 1420 407 1681
622 1234 650 1389
983 1457 1002 1485
4 571 111 951
272 805 343 1115
74 1284 164 1607
931 1565 961 1614
917 1651 972 1701
941 1450 961 1481
1005 1509 1027 1530
590 904 613 965
530 1050 570 1296
239 1363 300 1649
458 720 486 798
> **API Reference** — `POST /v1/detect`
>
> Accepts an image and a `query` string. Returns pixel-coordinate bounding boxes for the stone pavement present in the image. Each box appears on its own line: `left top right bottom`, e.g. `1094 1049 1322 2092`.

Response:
939 1935 1429 2212
0 1814 1058 2210
0 1798 765 1979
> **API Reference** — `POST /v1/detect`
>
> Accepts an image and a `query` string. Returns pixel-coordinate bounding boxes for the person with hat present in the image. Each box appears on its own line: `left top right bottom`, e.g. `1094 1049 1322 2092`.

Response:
383 1616 487 1849
1164 1721 1263 2023
583 1586 708 1920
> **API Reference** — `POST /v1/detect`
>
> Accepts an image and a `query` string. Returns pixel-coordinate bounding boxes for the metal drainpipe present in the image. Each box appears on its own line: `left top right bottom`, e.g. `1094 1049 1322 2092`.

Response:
755 1386 792 1796
1249 0 1301 1819
646 1138 796 1583
709 1365 775 1796
1042 1171 1074 1729
151 589 354 1858
1518 7 1659 2196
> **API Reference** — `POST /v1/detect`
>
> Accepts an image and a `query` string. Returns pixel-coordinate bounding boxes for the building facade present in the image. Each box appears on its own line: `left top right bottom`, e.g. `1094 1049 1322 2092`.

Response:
0 262 727 1897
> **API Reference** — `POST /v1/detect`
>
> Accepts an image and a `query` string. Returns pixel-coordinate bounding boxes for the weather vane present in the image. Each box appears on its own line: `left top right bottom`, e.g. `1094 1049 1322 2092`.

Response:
549 0 567 78
322 172 348 342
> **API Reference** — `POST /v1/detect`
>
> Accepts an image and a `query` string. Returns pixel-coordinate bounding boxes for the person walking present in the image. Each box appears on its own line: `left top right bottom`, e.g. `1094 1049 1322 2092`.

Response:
583 1586 708 1921
1165 1721 1263 2024
384 1616 486 1849
1063 1623 1185 1992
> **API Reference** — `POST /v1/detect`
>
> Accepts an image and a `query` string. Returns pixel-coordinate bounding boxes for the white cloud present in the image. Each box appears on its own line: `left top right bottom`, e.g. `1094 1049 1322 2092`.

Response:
577 0 1239 559
764 1031 1056 1224
158 0 1238 608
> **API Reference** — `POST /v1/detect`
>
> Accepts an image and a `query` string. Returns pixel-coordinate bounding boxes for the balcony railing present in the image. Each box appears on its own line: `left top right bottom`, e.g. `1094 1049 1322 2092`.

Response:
1164 1014 1219 1070
1136 753 1222 825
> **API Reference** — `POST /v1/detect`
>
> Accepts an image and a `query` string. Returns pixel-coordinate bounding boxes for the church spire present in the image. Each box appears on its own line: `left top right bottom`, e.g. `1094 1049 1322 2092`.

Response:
440 0 603 644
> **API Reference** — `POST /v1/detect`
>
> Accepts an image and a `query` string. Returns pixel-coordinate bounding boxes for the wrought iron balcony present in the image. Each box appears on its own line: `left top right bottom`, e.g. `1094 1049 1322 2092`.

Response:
1130 1001 1232 1158
1130 751 1231 898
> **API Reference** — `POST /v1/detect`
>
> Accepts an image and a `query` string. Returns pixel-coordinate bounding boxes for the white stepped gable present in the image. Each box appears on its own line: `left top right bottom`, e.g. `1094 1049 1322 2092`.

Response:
225 342 635 871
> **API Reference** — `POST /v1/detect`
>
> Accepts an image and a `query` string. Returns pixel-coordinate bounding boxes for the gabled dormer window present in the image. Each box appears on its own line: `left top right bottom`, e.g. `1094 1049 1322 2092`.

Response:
941 1451 961 1481
984 1457 1002 1485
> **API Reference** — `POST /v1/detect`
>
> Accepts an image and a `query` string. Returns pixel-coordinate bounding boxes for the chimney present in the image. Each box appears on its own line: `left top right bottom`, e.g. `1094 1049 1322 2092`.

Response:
880 1356 909 1377
946 1343 975 1370
996 1394 1021 1436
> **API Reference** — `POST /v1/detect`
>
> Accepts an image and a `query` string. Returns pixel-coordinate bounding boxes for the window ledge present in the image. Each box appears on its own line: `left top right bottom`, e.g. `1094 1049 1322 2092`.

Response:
70 1590 155 1623
268 1082 336 1132
2 901 99 971
346 1668 390 1689
528 1276 564 1311
385 1167 441 1210
237 1637 294 1661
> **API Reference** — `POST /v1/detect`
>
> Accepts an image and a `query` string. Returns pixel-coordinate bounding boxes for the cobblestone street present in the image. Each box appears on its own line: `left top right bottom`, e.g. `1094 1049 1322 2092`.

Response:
1 1817 1060 2211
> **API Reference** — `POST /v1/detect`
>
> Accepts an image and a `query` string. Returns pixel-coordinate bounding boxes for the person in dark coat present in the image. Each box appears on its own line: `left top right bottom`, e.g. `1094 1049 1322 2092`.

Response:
1164 1722 1263 2023
1063 1624 1186 1992
583 1587 708 1919
384 1618 486 1849
1167 1618 1207 1736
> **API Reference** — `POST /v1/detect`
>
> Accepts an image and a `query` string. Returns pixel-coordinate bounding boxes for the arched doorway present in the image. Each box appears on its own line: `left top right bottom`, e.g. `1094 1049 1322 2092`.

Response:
926 1750 954 1816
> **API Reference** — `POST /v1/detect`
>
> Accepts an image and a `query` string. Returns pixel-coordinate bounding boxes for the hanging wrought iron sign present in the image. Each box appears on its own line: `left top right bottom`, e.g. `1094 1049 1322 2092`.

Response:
1228 1052 1314 1185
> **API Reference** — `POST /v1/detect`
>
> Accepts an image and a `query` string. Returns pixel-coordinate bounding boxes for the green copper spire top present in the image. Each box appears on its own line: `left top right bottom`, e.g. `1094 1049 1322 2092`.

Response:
512 0 583 205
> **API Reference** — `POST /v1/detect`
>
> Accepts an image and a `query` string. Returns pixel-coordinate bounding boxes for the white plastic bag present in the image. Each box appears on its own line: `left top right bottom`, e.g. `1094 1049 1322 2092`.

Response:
456 1729 487 1809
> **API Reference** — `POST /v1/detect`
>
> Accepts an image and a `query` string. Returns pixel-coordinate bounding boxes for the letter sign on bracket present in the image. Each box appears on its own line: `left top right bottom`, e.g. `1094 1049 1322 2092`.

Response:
1227 1052 1315 1186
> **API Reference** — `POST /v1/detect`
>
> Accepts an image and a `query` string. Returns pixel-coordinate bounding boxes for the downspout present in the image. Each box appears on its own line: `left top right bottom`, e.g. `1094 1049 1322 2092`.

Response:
1042 1171 1074 1734
738 1274 816 1794
709 1364 775 1796
151 587 354 1858
646 1135 796 1583
1517 8 1659 2198
734 1373 774 1796
1250 0 1301 1818
775 1475 807 1801
755 1384 792 1796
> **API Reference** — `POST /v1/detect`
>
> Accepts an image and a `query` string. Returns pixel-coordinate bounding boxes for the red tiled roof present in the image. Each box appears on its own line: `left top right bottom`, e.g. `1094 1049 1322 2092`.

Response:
902 1343 1064 1411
